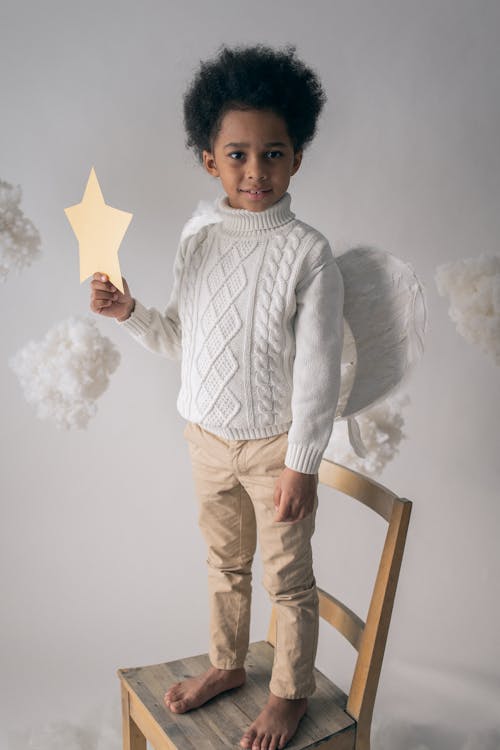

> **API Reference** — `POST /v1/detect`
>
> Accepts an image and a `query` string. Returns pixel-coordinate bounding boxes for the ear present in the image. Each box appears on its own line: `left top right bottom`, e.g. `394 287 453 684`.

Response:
202 149 220 178
291 149 303 176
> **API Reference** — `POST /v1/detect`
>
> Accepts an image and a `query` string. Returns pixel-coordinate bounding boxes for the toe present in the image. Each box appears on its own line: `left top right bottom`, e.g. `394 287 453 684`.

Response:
165 682 181 700
240 729 256 748
269 736 279 750
278 735 288 749
169 699 186 713
252 733 264 750
261 734 272 750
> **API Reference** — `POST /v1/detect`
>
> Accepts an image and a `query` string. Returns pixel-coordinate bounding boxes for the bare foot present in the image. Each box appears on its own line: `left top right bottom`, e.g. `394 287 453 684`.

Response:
239 692 308 749
164 665 246 713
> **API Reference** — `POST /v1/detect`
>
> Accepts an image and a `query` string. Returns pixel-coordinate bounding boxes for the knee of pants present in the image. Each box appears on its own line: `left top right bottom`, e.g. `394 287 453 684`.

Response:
261 544 315 599
206 550 254 576
262 572 317 602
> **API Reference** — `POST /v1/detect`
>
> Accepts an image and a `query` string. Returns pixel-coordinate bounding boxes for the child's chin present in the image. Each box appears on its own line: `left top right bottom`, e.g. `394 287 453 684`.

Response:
236 190 275 209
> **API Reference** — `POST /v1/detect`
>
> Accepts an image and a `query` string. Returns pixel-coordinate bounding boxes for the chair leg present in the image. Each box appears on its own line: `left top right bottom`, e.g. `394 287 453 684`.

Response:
121 682 147 750
354 723 370 750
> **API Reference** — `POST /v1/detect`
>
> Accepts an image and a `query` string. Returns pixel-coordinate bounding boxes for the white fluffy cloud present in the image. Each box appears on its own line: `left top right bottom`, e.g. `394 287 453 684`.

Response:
9 316 120 429
324 392 411 476
7 697 122 750
0 178 42 281
435 252 500 365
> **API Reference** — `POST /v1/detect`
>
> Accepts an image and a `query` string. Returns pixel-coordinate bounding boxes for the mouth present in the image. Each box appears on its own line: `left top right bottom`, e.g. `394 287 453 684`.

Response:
239 188 272 198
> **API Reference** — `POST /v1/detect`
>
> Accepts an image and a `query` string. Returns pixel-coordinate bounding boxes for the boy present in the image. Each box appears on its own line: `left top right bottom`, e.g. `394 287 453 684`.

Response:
91 43 344 750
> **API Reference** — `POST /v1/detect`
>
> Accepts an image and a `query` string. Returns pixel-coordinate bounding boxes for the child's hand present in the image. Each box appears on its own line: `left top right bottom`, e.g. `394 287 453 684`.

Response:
90 272 135 322
273 468 318 523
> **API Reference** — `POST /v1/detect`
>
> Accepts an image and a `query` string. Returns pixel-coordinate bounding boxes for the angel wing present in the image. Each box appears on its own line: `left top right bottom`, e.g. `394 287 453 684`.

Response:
335 246 428 456
179 199 223 243
180 200 428 458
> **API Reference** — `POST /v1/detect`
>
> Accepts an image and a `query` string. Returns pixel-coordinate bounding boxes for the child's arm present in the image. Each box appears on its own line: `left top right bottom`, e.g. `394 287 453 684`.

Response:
274 238 344 523
90 230 200 361
285 238 345 475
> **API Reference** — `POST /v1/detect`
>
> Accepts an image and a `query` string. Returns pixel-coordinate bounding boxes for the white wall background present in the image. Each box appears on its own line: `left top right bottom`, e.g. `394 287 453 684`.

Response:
1 1 499 748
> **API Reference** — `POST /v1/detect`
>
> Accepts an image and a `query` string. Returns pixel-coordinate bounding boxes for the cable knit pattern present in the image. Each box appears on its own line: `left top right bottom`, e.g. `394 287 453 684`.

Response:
252 225 306 426
196 238 259 425
116 191 345 474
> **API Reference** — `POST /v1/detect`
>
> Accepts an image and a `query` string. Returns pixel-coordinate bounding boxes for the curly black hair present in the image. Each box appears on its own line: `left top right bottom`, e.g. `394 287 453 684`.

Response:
183 43 327 164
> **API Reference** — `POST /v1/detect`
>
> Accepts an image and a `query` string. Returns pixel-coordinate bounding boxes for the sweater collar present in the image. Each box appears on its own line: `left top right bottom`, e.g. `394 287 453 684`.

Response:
216 191 295 234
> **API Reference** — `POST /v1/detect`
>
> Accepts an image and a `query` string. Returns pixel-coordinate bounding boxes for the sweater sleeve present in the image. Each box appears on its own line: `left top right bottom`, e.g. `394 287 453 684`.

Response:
114 230 195 361
285 239 345 474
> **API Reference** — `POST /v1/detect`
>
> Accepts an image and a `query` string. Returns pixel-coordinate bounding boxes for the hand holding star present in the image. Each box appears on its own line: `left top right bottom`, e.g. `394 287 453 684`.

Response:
90 272 135 321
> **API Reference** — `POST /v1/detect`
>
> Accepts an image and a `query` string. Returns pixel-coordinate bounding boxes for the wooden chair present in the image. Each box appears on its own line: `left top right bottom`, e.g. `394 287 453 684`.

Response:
117 457 412 750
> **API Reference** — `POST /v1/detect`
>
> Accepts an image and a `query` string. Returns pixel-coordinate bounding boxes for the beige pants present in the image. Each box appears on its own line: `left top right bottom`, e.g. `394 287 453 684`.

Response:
183 420 319 699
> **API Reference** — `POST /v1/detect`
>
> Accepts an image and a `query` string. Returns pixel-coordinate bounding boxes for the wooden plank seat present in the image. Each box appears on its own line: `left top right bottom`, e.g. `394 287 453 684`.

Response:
118 640 356 749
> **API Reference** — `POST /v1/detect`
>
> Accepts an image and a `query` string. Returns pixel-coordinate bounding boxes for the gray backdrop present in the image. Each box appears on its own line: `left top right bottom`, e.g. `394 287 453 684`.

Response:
1 1 499 747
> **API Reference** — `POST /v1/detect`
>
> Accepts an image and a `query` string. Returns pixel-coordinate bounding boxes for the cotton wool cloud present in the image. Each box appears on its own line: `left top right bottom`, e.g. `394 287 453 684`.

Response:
9 316 120 430
6 695 122 750
324 392 411 476
435 252 500 365
0 178 42 280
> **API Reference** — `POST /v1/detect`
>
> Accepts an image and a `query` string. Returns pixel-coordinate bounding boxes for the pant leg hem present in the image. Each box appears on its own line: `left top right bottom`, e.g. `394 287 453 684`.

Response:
209 655 246 670
269 681 316 699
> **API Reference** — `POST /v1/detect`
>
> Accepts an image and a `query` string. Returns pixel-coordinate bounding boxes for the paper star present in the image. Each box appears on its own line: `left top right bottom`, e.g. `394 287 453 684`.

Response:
64 167 132 294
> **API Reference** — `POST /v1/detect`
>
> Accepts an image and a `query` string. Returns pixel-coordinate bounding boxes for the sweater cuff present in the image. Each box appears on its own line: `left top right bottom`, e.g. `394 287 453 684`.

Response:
285 443 323 474
115 299 152 336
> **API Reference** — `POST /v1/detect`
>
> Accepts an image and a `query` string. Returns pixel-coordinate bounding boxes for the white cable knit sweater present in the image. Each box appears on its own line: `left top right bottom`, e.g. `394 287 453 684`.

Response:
116 191 344 474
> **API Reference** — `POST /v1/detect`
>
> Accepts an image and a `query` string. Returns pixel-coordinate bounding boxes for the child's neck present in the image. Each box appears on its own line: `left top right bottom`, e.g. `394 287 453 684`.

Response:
217 191 295 234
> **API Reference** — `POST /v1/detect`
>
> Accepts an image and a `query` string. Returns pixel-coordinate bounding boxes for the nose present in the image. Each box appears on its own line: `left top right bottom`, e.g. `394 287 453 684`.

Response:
246 154 268 182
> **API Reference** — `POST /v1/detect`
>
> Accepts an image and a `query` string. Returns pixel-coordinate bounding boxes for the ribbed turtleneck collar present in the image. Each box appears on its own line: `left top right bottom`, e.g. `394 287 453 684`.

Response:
216 191 295 234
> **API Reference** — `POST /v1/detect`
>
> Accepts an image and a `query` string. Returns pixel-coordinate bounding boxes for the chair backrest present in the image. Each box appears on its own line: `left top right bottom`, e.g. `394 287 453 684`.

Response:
266 457 412 744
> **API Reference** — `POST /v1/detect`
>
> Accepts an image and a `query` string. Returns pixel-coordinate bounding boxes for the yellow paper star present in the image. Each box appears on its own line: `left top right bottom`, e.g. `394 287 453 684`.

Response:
64 167 132 294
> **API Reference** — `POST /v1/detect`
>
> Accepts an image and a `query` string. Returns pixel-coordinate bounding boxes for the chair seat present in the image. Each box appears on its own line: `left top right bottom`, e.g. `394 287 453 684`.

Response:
118 640 356 749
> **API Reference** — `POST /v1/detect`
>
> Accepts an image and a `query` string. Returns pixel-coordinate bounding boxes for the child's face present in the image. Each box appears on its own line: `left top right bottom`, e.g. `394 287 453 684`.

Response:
202 108 302 211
